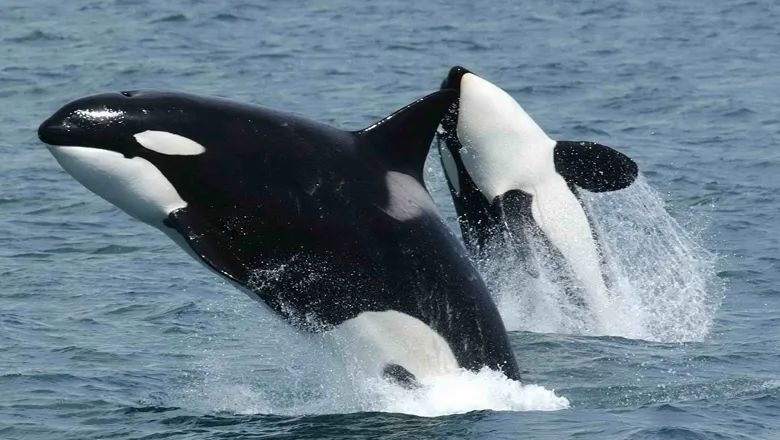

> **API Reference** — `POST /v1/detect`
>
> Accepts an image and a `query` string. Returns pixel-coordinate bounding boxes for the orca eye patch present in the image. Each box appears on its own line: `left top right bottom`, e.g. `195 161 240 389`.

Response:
133 130 206 156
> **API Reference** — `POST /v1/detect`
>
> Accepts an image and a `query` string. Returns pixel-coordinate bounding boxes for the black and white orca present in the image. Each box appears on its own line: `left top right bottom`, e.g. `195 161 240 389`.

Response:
38 89 521 383
436 67 638 329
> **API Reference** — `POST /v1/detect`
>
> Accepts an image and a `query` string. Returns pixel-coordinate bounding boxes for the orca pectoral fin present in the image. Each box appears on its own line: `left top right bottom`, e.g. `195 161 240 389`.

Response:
382 364 421 389
489 191 540 277
165 208 247 285
554 141 638 192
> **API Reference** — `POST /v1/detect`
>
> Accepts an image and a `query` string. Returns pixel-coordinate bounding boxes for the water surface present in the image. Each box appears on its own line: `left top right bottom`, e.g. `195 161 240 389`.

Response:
1 0 778 438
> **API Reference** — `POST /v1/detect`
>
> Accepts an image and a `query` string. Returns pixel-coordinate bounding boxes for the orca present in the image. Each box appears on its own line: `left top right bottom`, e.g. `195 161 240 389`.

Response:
436 66 638 329
38 89 521 383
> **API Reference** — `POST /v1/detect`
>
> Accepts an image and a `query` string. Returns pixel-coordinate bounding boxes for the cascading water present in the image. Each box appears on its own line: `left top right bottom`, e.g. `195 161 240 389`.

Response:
458 176 722 342
580 178 722 342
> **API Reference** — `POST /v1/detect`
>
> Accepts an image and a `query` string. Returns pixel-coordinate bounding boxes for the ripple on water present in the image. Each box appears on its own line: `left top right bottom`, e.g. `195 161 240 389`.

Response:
626 427 731 440
151 14 188 23
4 30 68 43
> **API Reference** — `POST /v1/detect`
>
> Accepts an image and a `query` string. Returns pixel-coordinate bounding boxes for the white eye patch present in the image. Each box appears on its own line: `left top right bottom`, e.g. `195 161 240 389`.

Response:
133 130 206 155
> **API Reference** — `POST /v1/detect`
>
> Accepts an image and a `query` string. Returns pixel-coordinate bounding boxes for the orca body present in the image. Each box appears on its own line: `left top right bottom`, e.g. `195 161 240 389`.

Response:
38 89 521 382
436 67 638 327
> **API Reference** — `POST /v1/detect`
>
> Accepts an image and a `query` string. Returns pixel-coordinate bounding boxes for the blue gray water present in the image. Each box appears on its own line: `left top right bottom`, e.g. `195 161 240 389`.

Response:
2 0 779 438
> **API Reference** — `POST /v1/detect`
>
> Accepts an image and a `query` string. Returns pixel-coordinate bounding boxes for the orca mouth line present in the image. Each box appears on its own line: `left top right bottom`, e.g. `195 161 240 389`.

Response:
38 122 111 151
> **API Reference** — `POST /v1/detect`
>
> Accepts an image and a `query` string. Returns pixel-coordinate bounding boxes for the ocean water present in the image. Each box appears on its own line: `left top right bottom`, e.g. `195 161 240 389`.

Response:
1 0 778 438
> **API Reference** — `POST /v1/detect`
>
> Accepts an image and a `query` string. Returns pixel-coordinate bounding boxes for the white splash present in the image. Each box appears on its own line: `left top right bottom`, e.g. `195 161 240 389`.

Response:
582 177 722 341
360 368 569 416
480 177 722 342
179 357 569 417
174 296 569 417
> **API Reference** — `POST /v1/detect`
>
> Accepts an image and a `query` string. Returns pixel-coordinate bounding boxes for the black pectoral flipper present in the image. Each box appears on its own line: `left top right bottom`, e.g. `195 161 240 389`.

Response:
165 208 249 286
165 207 383 330
554 141 638 192
489 190 539 277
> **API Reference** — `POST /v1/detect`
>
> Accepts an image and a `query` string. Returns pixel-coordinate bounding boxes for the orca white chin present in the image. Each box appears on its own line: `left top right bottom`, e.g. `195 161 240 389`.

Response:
47 145 227 285
457 72 556 200
47 145 186 227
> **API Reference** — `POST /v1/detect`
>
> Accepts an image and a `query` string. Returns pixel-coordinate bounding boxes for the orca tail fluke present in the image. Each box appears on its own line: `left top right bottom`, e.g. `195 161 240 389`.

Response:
554 141 639 192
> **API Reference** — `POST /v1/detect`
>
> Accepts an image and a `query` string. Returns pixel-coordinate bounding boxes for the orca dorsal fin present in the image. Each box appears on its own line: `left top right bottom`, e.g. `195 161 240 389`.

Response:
356 89 457 180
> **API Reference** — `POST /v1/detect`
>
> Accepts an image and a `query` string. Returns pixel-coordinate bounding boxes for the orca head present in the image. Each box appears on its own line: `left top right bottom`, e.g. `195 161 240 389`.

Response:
37 91 228 227
438 67 640 201
438 67 558 202
38 91 360 227
39 91 196 154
